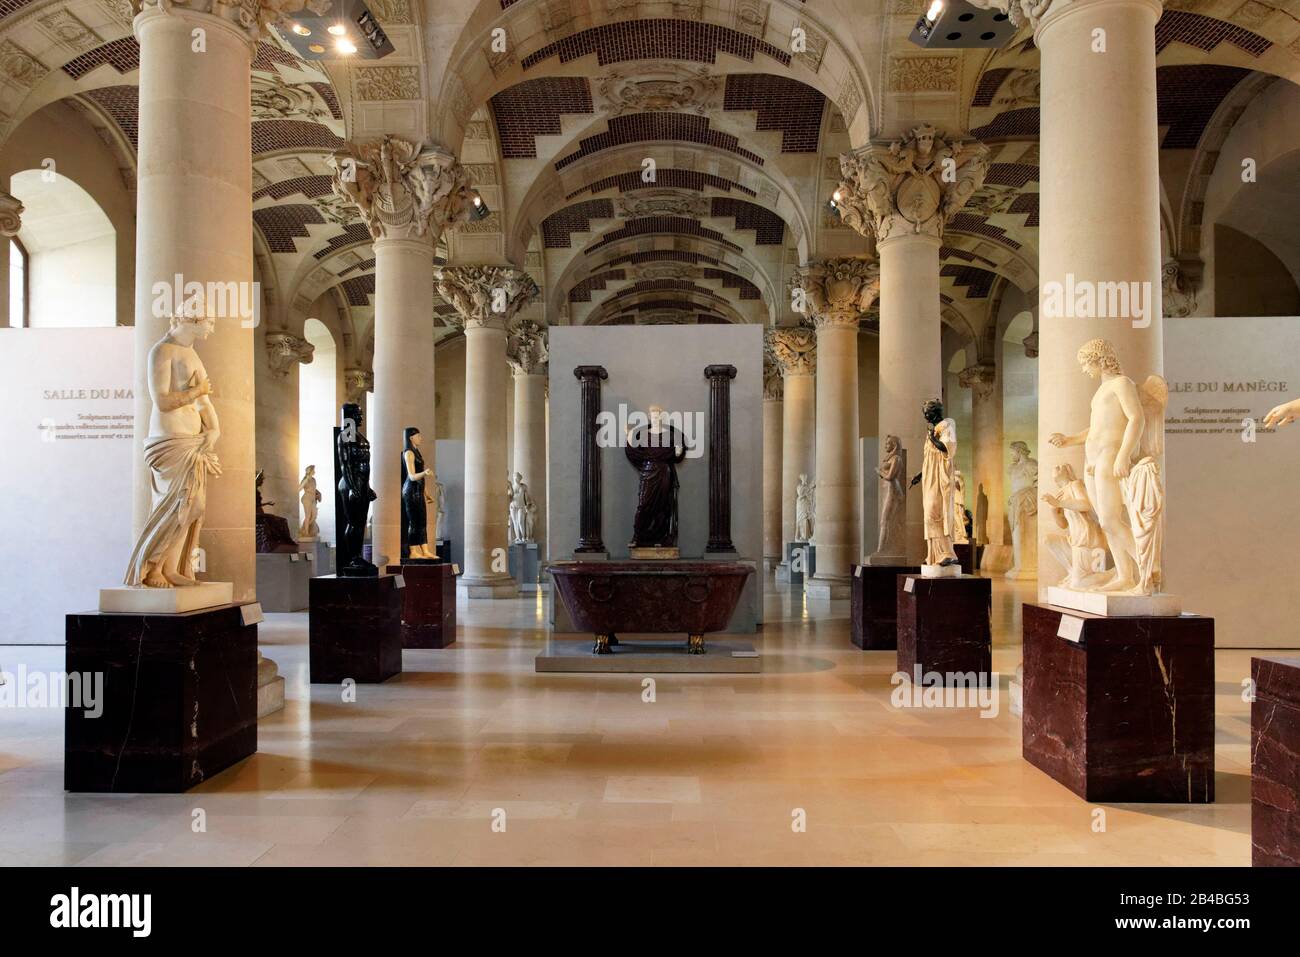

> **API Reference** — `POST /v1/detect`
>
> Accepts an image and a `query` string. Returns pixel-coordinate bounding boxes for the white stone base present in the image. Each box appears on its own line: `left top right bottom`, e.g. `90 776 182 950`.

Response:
1008 663 1023 718
1046 586 1184 618
921 563 962 579
459 576 519 599
99 581 233 614
866 553 908 567
979 544 1012 573
1005 567 1037 581
805 576 850 600
774 562 791 583
257 654 284 718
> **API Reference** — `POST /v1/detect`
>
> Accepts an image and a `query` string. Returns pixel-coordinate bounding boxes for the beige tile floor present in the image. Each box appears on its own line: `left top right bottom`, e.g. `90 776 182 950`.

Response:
0 577 1264 866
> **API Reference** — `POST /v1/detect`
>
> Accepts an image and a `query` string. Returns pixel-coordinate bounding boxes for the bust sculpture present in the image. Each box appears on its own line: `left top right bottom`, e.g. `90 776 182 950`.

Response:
875 437 906 556
909 398 960 569
298 465 321 539
795 473 816 542
1048 338 1169 596
124 313 222 589
1006 441 1039 579
335 402 377 576
626 404 687 548
402 427 436 560
508 472 536 544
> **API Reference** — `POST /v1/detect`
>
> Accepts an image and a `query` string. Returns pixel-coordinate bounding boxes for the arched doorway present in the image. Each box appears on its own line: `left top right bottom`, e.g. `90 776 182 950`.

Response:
299 317 339 543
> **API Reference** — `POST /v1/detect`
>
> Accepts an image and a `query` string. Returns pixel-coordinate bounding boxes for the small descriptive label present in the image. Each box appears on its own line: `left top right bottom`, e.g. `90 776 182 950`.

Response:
240 602 264 626
394 575 405 589
452 564 461 575
1057 614 1084 643
854 566 862 578
289 553 300 562
305 553 314 562
903 577 915 593
731 649 760 658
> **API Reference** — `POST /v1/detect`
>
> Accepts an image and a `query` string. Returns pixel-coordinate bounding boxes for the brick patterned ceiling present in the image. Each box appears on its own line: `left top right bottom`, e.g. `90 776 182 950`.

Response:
585 216 742 253
1156 64 1251 149
984 162 1038 188
971 107 1039 141
605 249 723 268
970 68 1014 109
314 223 373 259
308 82 344 120
543 199 616 248
941 264 998 299
568 168 757 200
555 112 763 170
340 274 376 307
1007 192 1039 226
82 86 139 149
610 280 726 301
253 41 304 73
491 77 594 159
947 213 1022 251
254 174 335 202
253 204 325 253
252 120 345 155
1155 11 1271 57
701 269 761 299
521 20 791 72
710 197 784 244
569 269 627 302
63 37 139 80
0 0 38 21
722 74 825 153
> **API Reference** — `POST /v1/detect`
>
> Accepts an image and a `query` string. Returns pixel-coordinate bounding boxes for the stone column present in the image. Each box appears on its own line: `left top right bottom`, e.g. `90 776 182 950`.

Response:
508 321 548 557
761 351 784 570
1032 0 1164 591
704 364 738 553
437 266 539 596
768 328 816 582
960 360 1009 567
794 259 879 598
574 365 609 555
0 191 22 327
330 137 475 566
837 126 989 564
257 327 314 530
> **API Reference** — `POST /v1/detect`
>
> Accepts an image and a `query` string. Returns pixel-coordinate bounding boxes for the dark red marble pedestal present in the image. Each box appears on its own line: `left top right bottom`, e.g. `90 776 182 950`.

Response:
851 564 920 650
896 574 991 682
1022 603 1215 803
954 543 982 572
309 574 402 683
1252 656 1300 866
65 603 258 792
386 562 457 648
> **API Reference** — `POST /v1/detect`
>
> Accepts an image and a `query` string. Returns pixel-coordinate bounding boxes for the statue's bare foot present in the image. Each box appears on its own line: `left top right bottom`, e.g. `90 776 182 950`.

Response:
142 568 171 588
164 569 198 587
1099 577 1137 594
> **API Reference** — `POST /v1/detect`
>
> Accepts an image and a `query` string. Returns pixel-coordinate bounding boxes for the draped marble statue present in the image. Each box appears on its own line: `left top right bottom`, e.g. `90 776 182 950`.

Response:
431 475 446 542
1006 441 1039 579
795 474 816 542
953 470 970 545
508 472 537 544
626 404 687 549
875 436 907 557
298 465 320 539
910 399 960 570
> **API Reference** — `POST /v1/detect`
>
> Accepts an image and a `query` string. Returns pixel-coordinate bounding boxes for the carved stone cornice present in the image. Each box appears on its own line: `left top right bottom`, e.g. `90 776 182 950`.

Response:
331 136 476 243
958 362 997 399
265 331 314 378
1022 329 1039 358
133 0 302 42
594 65 720 116
835 126 989 243
792 258 880 325
615 193 711 218
344 367 373 403
1162 257 1200 318
767 327 817 377
435 265 540 331
763 354 784 401
0 190 22 237
507 320 548 374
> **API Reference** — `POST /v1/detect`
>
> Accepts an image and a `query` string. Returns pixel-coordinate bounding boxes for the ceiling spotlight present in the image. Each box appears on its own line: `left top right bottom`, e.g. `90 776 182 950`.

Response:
308 43 325 53
336 38 357 54
275 0 395 60
291 23 311 36
926 0 945 19
469 193 491 221
912 0 1015 48
832 189 843 205
327 24 347 36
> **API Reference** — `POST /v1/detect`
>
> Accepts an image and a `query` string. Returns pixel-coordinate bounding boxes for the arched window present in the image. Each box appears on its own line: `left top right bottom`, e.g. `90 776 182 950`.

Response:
8 238 26 327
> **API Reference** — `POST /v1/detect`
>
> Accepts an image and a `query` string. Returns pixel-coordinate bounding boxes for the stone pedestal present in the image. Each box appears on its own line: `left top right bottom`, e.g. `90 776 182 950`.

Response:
954 542 982 572
780 541 815 584
65 603 258 792
1252 656 1300 866
256 552 311 611
387 562 457 649
309 574 403 683
1022 602 1214 803
256 651 284 718
850 563 919 650
509 541 541 590
896 574 991 683
300 538 333 574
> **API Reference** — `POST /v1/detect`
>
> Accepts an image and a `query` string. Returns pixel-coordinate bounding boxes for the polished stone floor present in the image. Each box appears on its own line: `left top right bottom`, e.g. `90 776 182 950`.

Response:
0 577 1260 866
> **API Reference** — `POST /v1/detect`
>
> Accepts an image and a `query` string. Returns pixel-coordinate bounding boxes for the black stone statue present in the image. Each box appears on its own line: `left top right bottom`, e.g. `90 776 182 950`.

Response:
626 406 688 548
334 402 378 576
400 426 433 561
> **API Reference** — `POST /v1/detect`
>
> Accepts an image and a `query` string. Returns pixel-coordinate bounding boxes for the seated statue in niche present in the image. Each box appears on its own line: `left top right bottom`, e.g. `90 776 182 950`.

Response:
335 402 378 577
910 398 960 568
255 470 298 553
626 404 687 549
402 427 436 560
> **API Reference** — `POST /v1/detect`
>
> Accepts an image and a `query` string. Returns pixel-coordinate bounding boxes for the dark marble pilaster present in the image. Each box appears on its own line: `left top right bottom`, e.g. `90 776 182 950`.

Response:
574 365 608 554
704 363 737 553
1022 603 1215 803
386 562 457 649
1252 656 1300 866
896 575 992 682
309 574 402 683
850 563 920 650
64 604 258 793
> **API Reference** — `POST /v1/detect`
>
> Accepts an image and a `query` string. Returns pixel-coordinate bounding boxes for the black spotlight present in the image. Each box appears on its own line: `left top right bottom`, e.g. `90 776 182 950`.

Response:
276 1 395 61
910 1 1017 49
469 193 491 222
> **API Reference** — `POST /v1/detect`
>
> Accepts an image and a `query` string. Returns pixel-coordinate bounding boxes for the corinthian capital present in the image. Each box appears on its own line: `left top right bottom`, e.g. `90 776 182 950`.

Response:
435 265 540 331
966 0 1055 31
0 190 23 237
507 320 548 374
265 331 314 377
835 126 989 243
792 258 880 327
767 327 817 377
344 367 373 403
762 353 784 401
135 0 302 42
958 361 997 399
331 136 477 243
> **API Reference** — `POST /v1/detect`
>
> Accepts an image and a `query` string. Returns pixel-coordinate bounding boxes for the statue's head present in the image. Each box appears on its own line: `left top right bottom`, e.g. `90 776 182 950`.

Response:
798 473 808 485
1076 338 1121 378
1053 463 1077 486
404 427 421 450
168 312 215 343
912 124 937 155
514 471 523 483
1010 440 1030 462
342 402 362 428
648 404 665 429
921 398 944 425
883 434 900 454
305 464 315 475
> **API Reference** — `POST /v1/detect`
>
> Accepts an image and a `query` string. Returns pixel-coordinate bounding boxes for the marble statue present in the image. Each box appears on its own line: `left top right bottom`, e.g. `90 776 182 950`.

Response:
335 402 377 576
124 313 222 589
402 428 436 560
1042 463 1107 589
508 472 537 544
1048 338 1169 596
1264 398 1300 429
953 470 969 545
255 469 298 553
975 482 989 546
910 399 960 569
1006 441 1039 579
625 404 687 548
875 436 906 556
298 465 320 539
431 475 446 541
795 473 816 543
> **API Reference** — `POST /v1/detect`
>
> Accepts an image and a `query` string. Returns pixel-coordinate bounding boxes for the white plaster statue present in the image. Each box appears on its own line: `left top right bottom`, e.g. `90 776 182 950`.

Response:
124 314 222 588
431 475 446 541
507 472 536 544
953 470 969 545
1049 338 1169 596
1006 441 1039 579
298 465 320 539
910 399 960 568
875 436 907 557
1042 463 1107 589
795 474 816 542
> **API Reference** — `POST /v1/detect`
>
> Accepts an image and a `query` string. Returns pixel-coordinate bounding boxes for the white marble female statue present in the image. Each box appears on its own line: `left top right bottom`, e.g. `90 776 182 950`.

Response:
953 469 969 545
910 399 960 569
431 475 446 541
795 474 816 542
124 313 222 588
298 465 321 539
1042 463 1106 589
508 472 536 544
1048 337 1168 596
875 436 907 556
1005 441 1038 579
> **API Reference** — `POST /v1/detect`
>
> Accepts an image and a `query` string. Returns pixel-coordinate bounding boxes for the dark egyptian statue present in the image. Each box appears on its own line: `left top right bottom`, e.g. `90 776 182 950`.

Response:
401 426 436 561
625 404 688 548
334 402 378 576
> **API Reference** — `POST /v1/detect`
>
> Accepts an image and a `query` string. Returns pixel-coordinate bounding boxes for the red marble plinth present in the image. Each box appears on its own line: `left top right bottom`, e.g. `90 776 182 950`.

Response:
851 564 920 650
896 574 991 682
1022 602 1215 803
309 574 402 683
1252 656 1300 866
386 563 457 648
